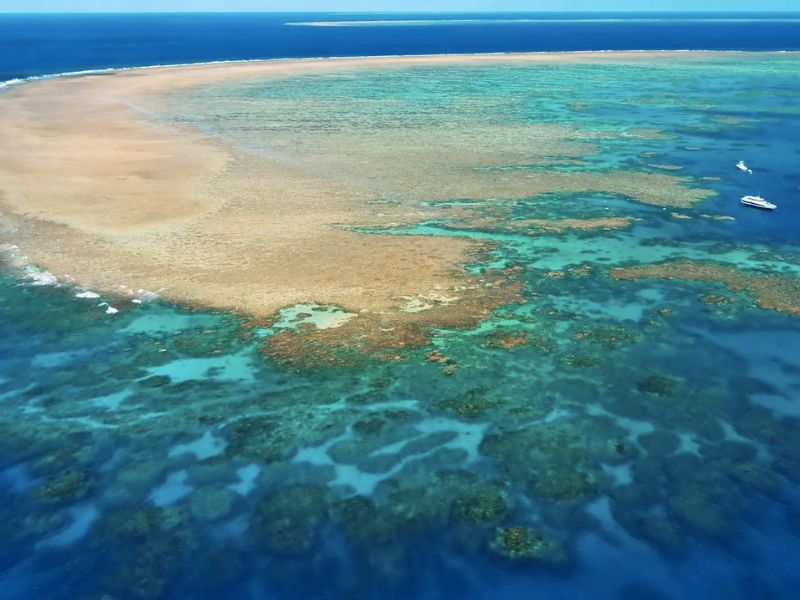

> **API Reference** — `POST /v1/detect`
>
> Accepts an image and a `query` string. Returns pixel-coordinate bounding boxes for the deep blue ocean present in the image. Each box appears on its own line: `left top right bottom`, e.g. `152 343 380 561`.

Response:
2 12 800 81
2 12 800 600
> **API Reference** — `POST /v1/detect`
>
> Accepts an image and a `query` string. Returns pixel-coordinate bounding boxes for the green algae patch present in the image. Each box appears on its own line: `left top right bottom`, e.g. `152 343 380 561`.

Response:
350 471 509 539
221 416 285 461
223 414 343 467
96 507 171 542
334 496 403 547
637 375 680 397
35 468 91 503
611 260 800 316
437 388 498 419
452 483 509 524
571 324 640 348
490 526 566 565
529 470 598 502
482 332 529 350
562 353 601 368
481 424 598 504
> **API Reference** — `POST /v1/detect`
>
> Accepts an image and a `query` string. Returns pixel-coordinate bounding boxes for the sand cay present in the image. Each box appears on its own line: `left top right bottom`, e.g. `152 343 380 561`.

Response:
0 52 722 352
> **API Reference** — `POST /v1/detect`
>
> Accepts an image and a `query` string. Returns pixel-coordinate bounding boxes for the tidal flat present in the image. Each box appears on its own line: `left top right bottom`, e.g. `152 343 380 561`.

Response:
1 52 800 599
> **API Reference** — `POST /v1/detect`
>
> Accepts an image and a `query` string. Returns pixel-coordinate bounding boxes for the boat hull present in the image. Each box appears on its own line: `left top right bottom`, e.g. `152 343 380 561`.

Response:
741 198 777 210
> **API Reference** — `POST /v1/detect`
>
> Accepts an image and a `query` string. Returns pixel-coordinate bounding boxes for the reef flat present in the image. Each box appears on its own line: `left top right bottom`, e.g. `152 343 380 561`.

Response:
0 52 722 357
2 51 800 599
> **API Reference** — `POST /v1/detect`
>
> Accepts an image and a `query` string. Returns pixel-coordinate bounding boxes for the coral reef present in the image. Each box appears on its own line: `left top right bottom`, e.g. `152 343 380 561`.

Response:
35 468 91 503
513 217 634 232
481 424 598 503
637 375 679 397
611 261 800 316
437 388 498 419
490 526 566 565
452 483 509 524
250 485 328 556
105 534 188 600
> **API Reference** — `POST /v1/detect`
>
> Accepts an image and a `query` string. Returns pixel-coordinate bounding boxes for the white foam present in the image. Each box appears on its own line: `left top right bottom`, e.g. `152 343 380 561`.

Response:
399 292 460 313
0 78 24 89
75 291 100 299
98 302 118 315
132 288 160 302
0 243 21 256
109 285 160 303
23 266 57 286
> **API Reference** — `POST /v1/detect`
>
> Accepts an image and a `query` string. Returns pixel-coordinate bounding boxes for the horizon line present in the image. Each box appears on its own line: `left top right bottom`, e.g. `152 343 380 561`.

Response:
3 9 800 15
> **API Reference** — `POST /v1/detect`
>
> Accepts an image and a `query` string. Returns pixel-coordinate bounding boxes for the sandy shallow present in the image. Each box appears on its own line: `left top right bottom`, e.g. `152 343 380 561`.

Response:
0 51 730 341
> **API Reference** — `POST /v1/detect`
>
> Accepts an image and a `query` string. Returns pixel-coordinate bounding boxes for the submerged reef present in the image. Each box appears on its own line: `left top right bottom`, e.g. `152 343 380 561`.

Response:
481 424 599 503
437 388 498 419
250 485 329 556
611 260 800 316
490 526 566 565
35 468 92 503
637 375 679 397
452 482 509 524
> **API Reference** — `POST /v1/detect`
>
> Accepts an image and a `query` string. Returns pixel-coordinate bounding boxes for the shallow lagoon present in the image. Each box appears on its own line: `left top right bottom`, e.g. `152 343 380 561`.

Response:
2 54 800 599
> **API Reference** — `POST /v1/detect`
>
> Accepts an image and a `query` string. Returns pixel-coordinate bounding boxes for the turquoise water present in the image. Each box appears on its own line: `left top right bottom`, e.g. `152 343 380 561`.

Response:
2 55 800 599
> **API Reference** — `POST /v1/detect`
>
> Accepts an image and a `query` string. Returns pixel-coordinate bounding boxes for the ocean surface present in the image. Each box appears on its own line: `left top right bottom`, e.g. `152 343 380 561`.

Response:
2 12 800 81
2 13 800 600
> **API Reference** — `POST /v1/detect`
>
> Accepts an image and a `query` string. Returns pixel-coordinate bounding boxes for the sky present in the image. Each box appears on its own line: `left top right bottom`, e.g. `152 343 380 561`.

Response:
1 1 798 12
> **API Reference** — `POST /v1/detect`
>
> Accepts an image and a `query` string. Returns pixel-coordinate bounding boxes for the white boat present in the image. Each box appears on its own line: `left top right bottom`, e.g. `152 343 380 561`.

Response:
741 195 776 210
736 160 753 174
